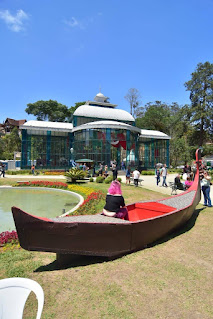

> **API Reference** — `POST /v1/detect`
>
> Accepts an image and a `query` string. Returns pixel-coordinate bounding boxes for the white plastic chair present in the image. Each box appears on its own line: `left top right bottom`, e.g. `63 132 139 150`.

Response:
0 277 44 319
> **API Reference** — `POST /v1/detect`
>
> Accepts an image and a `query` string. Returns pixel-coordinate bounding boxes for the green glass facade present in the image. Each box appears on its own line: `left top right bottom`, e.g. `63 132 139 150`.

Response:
21 128 170 169
21 129 71 169
72 128 138 167
138 138 170 168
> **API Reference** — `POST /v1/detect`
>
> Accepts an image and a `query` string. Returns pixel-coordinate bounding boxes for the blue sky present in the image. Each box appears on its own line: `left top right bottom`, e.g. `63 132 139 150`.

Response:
0 0 212 123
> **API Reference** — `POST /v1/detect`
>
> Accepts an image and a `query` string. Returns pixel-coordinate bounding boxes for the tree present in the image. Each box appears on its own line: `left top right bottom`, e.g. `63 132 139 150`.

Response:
1 127 21 159
135 101 171 134
25 100 71 122
67 102 86 122
0 137 5 159
124 88 141 116
184 61 213 146
170 137 191 167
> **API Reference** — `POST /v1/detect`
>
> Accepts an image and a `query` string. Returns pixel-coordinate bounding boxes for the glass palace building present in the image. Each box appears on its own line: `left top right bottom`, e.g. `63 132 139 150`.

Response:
20 92 170 170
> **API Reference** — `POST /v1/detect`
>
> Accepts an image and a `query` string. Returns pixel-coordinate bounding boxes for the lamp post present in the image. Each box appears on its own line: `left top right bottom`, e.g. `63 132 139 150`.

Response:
70 148 74 168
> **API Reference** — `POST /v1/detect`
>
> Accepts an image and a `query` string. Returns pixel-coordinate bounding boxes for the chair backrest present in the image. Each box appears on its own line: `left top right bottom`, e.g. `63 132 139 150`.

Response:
0 277 44 319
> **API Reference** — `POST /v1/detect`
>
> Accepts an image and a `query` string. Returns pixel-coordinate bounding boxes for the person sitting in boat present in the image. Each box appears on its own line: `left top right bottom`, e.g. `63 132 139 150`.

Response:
185 176 193 189
103 180 128 220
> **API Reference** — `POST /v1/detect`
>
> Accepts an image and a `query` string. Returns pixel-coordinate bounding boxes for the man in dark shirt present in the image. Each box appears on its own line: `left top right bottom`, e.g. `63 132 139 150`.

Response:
174 174 185 190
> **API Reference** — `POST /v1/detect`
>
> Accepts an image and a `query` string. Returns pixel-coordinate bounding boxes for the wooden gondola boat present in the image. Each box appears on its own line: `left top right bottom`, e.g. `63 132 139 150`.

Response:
12 149 202 263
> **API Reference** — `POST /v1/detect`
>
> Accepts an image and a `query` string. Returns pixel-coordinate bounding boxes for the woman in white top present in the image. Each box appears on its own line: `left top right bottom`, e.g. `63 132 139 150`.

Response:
201 171 212 207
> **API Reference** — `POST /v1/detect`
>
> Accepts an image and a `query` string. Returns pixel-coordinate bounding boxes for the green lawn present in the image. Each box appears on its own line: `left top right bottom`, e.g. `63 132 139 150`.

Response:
0 178 213 318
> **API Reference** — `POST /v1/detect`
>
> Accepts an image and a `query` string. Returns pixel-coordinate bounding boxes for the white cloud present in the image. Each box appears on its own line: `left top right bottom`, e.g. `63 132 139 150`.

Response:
64 17 84 29
0 9 29 32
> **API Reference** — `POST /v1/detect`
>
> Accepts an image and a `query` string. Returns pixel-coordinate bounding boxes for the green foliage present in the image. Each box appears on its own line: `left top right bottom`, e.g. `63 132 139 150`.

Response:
0 127 21 160
65 168 86 183
141 171 155 175
104 176 113 184
184 61 213 146
67 101 86 122
96 176 105 183
6 170 31 175
117 177 122 183
89 177 94 182
136 101 172 134
25 100 71 122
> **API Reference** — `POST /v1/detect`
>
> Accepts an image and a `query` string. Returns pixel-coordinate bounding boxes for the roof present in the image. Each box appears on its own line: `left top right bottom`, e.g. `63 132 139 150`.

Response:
20 120 73 132
20 120 170 140
73 104 134 122
72 120 141 133
140 129 171 139
4 118 26 126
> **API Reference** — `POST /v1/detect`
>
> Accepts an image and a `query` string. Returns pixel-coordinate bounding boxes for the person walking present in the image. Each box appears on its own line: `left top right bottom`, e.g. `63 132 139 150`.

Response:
0 164 5 178
126 166 131 184
155 168 161 186
161 164 168 187
201 171 212 207
112 163 118 180
132 168 140 187
31 164 35 175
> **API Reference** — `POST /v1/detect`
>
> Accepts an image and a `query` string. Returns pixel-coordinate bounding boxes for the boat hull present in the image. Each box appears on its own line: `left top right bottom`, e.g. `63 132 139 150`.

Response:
12 149 202 259
12 183 200 258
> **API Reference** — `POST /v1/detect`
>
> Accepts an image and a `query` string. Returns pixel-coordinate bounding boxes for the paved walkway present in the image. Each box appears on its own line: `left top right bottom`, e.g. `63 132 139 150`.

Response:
2 172 213 205
119 173 212 206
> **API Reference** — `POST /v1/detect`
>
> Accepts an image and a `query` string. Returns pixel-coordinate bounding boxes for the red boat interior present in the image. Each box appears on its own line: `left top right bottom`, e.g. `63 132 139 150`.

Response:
127 202 176 222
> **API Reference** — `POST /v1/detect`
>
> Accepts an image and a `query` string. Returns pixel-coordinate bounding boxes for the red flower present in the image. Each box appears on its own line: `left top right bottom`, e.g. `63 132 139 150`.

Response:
0 231 18 245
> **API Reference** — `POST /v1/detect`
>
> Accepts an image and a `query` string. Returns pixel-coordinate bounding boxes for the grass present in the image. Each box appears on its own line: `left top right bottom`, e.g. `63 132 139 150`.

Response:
0 177 213 318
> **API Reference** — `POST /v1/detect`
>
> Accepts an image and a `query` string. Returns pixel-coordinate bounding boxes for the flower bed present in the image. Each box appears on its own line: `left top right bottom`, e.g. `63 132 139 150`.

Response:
0 231 18 246
67 185 95 197
70 191 105 216
44 171 66 175
15 180 68 189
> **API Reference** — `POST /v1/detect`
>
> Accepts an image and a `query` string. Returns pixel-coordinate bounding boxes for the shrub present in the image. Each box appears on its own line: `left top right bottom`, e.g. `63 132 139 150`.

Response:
141 170 155 175
65 168 86 183
117 177 122 183
104 176 113 184
96 176 105 183
6 170 31 175
89 177 94 182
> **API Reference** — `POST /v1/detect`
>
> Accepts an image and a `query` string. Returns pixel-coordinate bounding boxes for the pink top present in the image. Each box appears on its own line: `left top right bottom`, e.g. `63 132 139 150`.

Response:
185 180 193 189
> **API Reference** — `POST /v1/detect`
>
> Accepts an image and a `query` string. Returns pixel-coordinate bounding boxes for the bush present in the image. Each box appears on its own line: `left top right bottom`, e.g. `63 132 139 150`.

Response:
117 177 122 183
65 168 86 183
96 176 105 183
6 170 31 175
89 177 94 182
141 170 155 175
104 176 113 184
